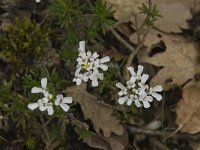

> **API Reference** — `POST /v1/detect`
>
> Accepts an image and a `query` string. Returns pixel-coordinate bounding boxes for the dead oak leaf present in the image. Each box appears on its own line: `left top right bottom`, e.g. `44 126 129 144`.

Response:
83 129 128 150
175 84 200 134
152 0 192 33
137 31 199 90
104 47 127 61
67 84 124 137
106 0 192 33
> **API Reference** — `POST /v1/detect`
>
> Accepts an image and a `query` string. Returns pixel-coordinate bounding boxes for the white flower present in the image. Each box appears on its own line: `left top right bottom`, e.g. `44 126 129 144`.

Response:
38 100 54 116
73 41 110 87
116 82 127 96
27 102 39 110
55 94 73 112
127 65 149 84
28 78 73 115
116 65 163 108
148 85 163 101
31 77 48 94
28 91 54 115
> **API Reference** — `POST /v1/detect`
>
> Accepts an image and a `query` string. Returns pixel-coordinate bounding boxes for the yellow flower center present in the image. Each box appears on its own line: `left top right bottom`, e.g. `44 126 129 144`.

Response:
47 94 52 100
83 63 91 69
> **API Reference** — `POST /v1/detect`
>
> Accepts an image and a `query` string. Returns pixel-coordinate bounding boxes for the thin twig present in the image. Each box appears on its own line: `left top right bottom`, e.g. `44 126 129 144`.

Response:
125 29 149 80
110 28 135 52
29 10 49 37
45 139 61 150
40 115 51 143
161 91 167 150
128 125 200 141
149 0 152 8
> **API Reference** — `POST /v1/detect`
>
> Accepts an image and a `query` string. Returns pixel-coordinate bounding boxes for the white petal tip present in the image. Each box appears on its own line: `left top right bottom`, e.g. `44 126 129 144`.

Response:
27 103 39 110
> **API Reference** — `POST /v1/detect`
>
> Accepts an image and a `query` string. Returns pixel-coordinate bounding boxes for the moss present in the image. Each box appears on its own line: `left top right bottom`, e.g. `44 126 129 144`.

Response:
0 17 50 67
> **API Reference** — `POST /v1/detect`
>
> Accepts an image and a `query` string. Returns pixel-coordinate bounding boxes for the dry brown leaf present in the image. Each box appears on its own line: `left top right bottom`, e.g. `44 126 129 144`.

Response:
191 0 200 14
152 0 192 33
175 84 200 134
106 0 193 33
83 130 128 150
106 0 145 20
83 134 111 150
104 48 127 61
137 30 199 90
67 84 124 137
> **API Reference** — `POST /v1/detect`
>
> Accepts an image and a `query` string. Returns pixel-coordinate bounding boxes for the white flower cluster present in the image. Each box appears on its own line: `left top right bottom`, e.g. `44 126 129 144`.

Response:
27 78 73 115
116 65 163 108
73 41 110 87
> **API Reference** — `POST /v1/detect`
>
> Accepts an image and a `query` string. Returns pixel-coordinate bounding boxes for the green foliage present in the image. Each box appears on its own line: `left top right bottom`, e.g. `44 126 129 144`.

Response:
25 137 36 150
49 0 115 64
23 76 40 90
0 84 11 101
49 0 83 28
117 104 141 123
78 129 95 140
60 31 79 64
99 66 119 93
138 3 162 27
88 0 115 38
0 17 49 67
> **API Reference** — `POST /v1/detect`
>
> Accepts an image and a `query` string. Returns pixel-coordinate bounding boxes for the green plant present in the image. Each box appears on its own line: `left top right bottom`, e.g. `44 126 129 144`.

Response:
0 17 49 67
49 0 83 28
78 129 95 140
138 3 162 27
98 66 119 93
88 0 115 38
25 137 36 150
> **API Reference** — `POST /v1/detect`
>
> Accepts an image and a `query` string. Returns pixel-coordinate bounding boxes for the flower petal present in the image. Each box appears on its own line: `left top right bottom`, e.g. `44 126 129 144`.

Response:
116 82 126 90
73 78 82 86
135 100 142 107
62 97 73 104
38 99 46 111
141 74 149 84
75 67 81 75
42 97 48 103
152 92 162 101
55 98 60 106
47 106 54 115
97 73 103 80
127 66 136 76
145 96 153 102
129 76 136 83
87 51 92 57
83 74 89 82
118 96 128 105
79 41 85 52
43 91 50 98
99 64 108 71
91 77 98 87
152 85 163 92
100 56 110 63
60 103 70 112
79 52 86 58
127 99 133 106
92 52 99 59
143 101 150 108
137 65 143 76
56 94 63 100
41 78 47 89
118 91 124 96
27 103 39 110
31 87 43 93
